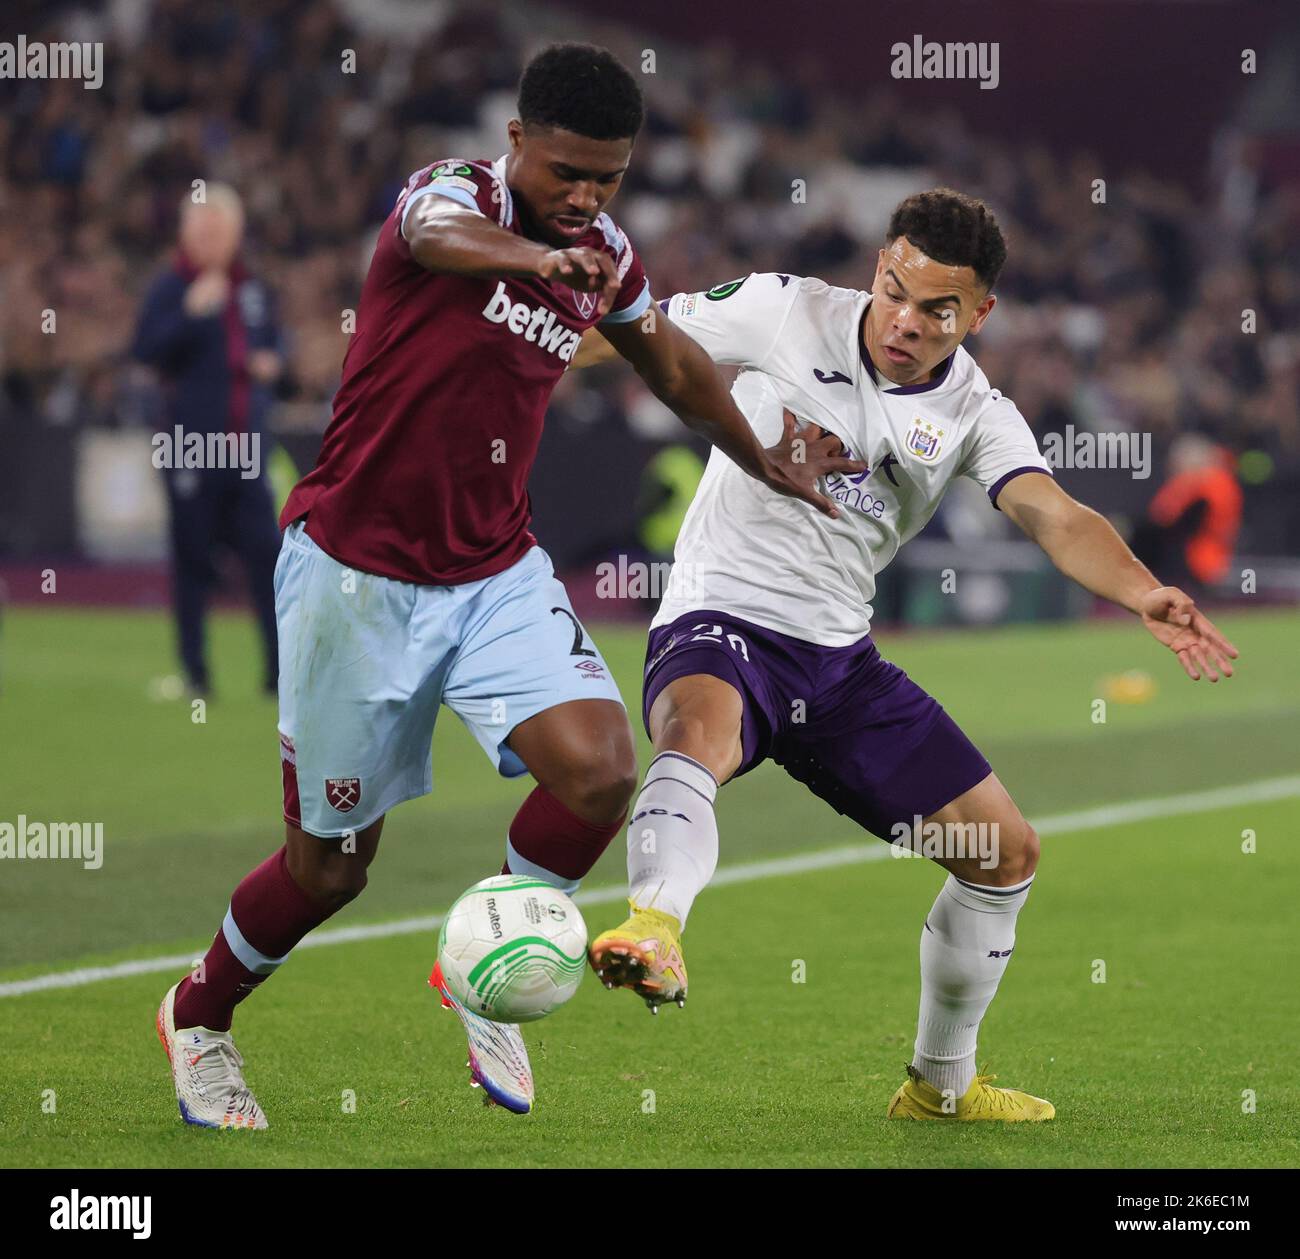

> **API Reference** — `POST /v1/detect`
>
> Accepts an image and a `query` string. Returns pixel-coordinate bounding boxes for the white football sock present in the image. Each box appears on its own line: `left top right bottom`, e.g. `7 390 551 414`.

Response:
626 752 719 927
911 872 1035 1099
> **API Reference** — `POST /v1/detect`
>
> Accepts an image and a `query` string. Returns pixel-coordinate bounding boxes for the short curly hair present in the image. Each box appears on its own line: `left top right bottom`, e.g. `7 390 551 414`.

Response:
517 43 644 141
887 188 1008 291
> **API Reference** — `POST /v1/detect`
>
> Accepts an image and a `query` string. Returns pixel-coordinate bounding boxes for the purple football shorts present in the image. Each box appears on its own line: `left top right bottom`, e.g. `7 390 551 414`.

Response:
643 609 992 841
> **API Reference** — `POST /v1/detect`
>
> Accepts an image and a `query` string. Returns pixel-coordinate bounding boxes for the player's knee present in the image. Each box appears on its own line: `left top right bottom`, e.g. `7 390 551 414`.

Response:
658 711 729 765
658 712 701 755
303 858 369 912
547 746 637 825
286 827 378 911
1023 823 1041 875
577 757 639 822
996 818 1039 883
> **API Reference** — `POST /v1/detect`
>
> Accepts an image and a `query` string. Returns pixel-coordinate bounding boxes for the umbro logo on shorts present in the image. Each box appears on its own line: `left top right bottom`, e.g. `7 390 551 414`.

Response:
324 777 362 813
575 659 606 678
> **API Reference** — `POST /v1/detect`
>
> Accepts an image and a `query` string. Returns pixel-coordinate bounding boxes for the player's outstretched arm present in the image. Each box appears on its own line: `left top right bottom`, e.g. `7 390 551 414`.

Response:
999 473 1239 682
403 198 622 316
599 307 865 517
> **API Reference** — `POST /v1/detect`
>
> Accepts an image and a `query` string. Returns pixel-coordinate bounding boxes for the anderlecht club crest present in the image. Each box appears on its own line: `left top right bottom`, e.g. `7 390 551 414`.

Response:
906 419 944 461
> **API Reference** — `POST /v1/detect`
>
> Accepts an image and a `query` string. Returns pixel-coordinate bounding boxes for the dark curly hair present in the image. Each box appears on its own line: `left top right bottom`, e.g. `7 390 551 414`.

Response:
887 188 1008 291
517 43 644 141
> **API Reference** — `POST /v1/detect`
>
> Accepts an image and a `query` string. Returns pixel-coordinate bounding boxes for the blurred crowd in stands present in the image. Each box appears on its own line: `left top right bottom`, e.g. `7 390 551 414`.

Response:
2 0 1297 563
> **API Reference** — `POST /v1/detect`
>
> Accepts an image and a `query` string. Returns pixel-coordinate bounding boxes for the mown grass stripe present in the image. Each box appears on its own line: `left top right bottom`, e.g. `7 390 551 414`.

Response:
2 774 1296 999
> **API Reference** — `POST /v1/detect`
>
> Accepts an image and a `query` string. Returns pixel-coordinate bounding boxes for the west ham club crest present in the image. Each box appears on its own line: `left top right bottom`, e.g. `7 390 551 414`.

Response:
324 777 362 813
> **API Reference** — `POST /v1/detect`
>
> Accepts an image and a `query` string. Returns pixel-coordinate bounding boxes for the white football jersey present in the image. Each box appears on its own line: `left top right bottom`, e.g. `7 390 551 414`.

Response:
651 272 1052 645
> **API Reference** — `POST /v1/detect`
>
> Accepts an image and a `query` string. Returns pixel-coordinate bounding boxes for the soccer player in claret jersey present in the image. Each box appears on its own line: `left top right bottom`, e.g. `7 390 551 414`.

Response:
577 189 1239 1120
154 43 860 1126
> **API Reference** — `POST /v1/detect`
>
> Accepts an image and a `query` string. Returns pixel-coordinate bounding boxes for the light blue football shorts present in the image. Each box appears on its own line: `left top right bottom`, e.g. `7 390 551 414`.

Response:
274 521 624 837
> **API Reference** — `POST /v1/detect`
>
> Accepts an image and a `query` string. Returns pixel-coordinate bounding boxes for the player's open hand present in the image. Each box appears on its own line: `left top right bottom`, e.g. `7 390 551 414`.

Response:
538 248 621 318
1138 586 1239 682
761 408 869 518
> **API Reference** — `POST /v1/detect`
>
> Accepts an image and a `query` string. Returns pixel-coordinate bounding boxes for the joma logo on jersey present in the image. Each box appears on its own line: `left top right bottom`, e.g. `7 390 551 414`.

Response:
482 281 581 360
906 419 945 461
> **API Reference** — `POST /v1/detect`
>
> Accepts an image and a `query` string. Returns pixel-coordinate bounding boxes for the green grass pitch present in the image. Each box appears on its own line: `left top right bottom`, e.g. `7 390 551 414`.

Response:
1 605 1297 1167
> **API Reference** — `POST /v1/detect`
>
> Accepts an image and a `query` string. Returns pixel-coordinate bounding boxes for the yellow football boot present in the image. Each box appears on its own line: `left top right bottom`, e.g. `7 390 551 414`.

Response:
887 1063 1056 1121
589 901 687 1014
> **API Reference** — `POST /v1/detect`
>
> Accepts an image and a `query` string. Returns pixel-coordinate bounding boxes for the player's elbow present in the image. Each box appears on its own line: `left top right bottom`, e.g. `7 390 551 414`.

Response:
404 201 487 273
1015 490 1093 550
646 363 690 406
641 341 704 408
404 211 454 272
407 227 450 273
1051 499 1106 549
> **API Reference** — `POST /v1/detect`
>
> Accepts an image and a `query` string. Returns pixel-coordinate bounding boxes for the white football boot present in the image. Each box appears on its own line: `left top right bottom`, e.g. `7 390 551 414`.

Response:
156 981 268 1129
429 962 534 1114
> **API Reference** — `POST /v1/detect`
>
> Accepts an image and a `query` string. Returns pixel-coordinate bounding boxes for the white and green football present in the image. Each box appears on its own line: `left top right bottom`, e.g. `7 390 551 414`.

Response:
437 875 588 1023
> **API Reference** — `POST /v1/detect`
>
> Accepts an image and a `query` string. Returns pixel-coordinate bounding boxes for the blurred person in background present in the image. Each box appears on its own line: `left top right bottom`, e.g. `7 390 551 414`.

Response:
1133 433 1244 599
131 185 285 698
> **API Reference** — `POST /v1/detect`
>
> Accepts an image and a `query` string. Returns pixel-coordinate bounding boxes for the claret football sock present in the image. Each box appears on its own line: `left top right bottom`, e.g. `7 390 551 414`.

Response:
911 872 1035 1097
502 784 624 893
625 751 719 927
173 846 332 1032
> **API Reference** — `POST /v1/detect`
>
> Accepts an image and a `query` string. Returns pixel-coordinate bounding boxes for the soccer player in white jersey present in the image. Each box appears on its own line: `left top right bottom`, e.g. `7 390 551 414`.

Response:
575 189 1239 1120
